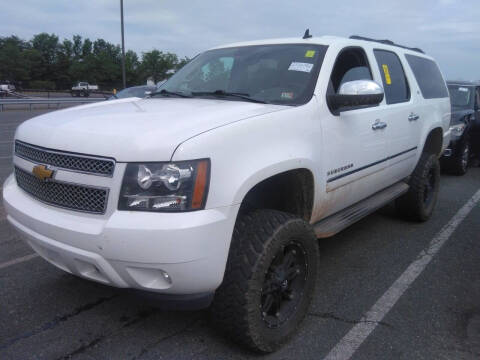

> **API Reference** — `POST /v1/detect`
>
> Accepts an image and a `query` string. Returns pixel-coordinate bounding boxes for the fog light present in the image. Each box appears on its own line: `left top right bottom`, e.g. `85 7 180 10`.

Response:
126 267 173 290
161 270 172 285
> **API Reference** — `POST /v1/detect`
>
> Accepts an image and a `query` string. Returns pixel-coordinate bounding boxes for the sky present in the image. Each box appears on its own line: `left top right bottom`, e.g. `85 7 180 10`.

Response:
1 0 479 80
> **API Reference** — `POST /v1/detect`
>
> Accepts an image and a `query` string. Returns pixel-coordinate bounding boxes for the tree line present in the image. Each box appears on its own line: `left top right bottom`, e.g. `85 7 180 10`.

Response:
0 33 189 90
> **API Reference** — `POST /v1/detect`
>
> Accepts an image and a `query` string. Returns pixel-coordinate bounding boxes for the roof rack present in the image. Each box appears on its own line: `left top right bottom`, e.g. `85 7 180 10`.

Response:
349 35 425 54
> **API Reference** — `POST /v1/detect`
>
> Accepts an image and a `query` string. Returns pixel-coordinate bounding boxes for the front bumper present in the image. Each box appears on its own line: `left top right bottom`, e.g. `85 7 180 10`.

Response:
3 174 239 295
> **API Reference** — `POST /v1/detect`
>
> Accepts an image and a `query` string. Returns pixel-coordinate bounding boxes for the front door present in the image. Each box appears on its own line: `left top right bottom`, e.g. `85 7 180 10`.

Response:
319 46 388 217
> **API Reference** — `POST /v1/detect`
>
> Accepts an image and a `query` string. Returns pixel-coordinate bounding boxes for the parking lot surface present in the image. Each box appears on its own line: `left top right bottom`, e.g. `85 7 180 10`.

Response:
1 110 479 360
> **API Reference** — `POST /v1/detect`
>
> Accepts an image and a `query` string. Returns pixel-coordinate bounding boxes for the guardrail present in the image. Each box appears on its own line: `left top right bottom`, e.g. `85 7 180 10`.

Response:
18 89 114 96
0 97 106 111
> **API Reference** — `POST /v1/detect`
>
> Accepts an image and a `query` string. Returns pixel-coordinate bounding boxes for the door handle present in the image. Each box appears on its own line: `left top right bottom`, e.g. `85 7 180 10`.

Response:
372 120 387 130
408 113 420 121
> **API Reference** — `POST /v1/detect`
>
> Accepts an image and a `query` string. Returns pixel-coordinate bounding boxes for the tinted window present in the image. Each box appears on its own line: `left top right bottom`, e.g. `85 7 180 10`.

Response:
374 50 410 104
329 48 372 94
405 55 448 99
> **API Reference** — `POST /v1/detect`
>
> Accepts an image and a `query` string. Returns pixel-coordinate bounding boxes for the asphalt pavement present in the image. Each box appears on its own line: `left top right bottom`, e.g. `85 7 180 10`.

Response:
1 110 479 360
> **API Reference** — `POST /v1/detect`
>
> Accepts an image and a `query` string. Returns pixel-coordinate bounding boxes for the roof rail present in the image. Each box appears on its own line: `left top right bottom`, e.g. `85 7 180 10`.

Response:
349 35 425 54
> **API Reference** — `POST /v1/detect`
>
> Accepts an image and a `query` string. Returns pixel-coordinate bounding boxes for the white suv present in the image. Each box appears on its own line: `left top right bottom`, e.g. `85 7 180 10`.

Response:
3 34 450 352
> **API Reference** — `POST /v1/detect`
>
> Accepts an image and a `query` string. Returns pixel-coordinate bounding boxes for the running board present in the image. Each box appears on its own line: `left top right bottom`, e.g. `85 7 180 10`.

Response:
314 182 409 238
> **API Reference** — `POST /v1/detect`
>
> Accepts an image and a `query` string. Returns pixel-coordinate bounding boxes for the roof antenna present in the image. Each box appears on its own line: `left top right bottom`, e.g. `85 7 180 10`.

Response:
303 29 312 39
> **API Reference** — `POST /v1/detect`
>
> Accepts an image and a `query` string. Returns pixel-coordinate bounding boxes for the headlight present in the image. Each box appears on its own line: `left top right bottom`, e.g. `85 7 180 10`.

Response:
119 159 210 212
450 123 466 136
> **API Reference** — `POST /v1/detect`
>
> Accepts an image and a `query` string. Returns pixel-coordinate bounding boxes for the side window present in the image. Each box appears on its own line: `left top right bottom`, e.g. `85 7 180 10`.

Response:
373 50 410 104
329 47 372 94
405 55 449 99
476 88 480 109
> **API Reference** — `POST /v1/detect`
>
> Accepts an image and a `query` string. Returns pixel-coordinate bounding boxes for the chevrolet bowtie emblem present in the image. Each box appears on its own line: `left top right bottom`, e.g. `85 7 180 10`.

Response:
32 165 54 182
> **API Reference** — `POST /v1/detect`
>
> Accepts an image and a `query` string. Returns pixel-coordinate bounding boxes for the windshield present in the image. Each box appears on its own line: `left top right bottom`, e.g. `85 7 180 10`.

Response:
157 44 328 105
448 85 474 109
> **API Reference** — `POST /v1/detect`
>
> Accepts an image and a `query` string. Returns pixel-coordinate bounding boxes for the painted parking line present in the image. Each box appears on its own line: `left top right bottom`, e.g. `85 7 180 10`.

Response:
0 253 39 270
324 188 480 360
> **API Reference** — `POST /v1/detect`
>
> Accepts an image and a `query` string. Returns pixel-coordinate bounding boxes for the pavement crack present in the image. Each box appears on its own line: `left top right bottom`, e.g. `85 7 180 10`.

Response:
308 311 393 328
130 317 203 360
55 308 158 360
0 295 117 352
56 295 118 322
57 336 105 360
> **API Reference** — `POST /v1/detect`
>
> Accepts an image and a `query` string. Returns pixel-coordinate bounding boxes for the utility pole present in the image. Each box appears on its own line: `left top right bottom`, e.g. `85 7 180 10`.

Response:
120 0 126 89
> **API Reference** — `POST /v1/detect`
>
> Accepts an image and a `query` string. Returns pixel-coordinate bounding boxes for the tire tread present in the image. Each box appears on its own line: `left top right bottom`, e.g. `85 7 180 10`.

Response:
211 209 317 352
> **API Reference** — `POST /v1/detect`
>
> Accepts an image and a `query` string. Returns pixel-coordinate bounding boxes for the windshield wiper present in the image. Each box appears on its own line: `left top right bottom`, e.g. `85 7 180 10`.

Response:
191 90 267 104
149 89 192 98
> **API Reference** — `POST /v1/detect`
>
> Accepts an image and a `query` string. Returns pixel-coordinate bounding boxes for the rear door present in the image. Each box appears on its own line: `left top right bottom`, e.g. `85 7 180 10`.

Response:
404 54 451 157
372 49 420 180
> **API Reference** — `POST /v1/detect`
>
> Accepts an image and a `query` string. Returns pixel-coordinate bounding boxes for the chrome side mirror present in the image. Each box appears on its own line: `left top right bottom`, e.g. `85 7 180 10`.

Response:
327 80 384 113
338 80 384 96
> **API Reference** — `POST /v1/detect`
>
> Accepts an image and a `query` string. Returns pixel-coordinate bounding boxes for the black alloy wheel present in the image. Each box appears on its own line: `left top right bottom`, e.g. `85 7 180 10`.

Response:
261 241 308 329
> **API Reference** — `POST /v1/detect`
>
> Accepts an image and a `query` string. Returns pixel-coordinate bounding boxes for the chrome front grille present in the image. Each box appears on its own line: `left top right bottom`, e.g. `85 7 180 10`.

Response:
15 141 115 176
15 167 108 214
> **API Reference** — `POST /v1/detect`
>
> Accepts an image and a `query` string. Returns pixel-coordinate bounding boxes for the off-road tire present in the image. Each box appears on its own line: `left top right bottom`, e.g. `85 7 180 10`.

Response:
443 142 469 176
211 209 319 353
396 152 440 222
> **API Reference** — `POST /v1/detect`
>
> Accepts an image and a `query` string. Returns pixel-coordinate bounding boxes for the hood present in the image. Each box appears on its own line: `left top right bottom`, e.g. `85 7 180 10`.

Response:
15 97 286 161
450 108 474 125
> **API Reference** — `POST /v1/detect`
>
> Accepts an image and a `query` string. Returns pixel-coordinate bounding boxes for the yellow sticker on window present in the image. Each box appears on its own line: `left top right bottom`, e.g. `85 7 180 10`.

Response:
382 64 392 85
305 50 316 58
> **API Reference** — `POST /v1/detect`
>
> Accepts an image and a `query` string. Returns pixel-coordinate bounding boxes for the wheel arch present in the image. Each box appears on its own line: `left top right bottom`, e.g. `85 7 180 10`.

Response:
421 127 444 157
236 166 315 222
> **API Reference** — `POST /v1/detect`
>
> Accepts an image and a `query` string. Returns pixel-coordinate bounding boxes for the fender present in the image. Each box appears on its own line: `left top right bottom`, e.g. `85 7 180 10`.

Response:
170 101 323 210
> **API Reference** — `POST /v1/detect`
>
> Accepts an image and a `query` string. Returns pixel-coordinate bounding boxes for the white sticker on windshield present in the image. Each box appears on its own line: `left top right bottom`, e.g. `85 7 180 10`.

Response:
288 62 314 73
459 87 469 92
